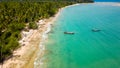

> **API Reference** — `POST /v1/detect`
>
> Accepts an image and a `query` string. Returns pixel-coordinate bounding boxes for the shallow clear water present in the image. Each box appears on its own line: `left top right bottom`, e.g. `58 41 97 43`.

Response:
35 3 120 68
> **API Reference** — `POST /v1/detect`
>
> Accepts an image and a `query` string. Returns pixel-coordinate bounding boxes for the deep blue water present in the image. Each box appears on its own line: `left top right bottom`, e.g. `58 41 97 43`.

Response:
35 3 120 68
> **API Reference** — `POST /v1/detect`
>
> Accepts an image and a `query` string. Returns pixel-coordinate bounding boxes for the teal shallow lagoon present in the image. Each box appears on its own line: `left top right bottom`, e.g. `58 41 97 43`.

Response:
37 3 120 68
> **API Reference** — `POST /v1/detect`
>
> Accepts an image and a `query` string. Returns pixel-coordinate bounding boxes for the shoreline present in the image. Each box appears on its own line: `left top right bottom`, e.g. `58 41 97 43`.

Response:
0 5 63 68
0 4 79 68
34 4 81 68
34 8 62 68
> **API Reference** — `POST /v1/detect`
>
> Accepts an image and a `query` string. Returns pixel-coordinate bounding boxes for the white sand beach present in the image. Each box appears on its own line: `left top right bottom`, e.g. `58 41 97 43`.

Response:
0 4 78 68
0 8 61 68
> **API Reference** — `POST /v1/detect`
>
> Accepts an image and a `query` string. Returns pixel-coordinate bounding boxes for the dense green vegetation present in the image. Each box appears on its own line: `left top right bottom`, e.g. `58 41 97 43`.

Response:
0 1 75 63
29 22 38 29
0 0 93 63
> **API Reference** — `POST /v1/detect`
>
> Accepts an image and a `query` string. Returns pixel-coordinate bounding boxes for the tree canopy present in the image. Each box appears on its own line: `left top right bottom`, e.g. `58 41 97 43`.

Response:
0 0 93 63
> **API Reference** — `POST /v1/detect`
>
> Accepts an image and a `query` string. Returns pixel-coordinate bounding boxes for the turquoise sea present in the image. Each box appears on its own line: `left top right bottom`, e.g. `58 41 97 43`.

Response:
35 3 120 68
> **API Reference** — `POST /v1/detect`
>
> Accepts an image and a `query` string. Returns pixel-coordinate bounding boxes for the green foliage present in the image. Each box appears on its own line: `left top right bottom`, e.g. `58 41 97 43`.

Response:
0 1 75 62
0 0 93 62
8 23 25 31
29 22 38 29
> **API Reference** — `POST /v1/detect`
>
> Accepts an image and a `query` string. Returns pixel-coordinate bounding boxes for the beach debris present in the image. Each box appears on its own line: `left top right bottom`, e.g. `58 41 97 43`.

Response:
38 20 44 25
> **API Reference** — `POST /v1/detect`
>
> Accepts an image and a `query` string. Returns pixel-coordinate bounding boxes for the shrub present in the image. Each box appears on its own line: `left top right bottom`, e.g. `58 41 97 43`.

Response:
28 22 38 29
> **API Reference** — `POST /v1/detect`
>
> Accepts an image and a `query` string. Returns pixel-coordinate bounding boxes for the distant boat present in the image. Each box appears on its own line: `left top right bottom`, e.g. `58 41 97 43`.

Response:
64 32 75 34
92 28 101 32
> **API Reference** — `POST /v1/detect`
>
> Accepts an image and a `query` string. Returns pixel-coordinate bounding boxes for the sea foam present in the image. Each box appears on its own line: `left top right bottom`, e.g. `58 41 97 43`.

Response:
34 23 52 68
